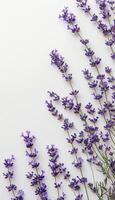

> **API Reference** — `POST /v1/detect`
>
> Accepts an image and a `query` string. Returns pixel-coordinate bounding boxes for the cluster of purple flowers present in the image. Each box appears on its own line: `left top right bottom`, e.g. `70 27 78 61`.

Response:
47 145 85 200
21 130 48 200
50 49 72 81
59 7 80 34
47 145 66 200
3 156 24 200
75 0 115 59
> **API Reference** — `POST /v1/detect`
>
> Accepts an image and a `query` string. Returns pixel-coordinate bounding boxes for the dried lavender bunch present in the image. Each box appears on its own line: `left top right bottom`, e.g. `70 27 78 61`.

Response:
3 155 24 200
49 48 115 166
22 130 48 200
59 7 115 145
82 67 115 145
49 49 115 146
75 0 115 59
46 46 115 199
59 8 115 195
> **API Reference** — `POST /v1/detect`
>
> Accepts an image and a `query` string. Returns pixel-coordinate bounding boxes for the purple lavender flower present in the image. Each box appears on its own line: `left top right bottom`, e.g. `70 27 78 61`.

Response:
85 48 94 57
50 49 73 81
57 193 66 200
73 157 83 168
110 159 115 173
47 145 66 177
100 131 109 141
4 155 15 168
59 7 76 23
67 24 80 33
104 120 115 129
3 156 24 200
96 0 111 19
75 194 83 200
47 145 67 200
66 133 77 144
75 0 115 58
88 80 98 88
69 178 80 191
105 39 114 46
45 100 63 120
61 97 74 110
61 118 74 131
62 73 72 81
59 7 80 34
105 66 112 73
85 103 95 114
89 57 101 67
76 0 91 13
73 103 81 113
22 131 48 200
95 0 115 58
50 49 68 73
97 20 110 35
111 52 115 59
91 14 98 21
47 91 60 101
93 92 103 100
82 69 92 80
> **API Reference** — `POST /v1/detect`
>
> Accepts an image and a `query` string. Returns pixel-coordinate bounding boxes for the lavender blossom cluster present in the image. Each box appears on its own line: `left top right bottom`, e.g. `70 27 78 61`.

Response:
3 156 24 200
75 0 115 59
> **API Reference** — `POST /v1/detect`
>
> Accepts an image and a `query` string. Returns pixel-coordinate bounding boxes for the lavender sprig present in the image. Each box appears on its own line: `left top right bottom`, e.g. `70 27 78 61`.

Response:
47 145 84 200
47 145 66 200
22 130 48 200
3 155 24 200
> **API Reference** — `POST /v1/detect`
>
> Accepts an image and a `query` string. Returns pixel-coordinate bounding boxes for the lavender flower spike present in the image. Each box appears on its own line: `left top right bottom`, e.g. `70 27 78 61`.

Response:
50 49 72 81
47 145 66 200
22 130 48 200
59 7 80 34
3 155 24 200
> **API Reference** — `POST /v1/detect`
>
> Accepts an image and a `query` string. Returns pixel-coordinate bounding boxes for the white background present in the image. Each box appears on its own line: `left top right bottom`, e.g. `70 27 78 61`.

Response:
0 0 114 199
